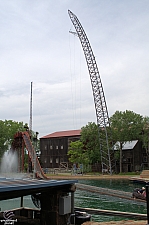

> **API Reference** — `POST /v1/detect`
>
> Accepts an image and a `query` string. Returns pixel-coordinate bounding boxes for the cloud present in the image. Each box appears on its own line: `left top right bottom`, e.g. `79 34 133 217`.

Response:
0 0 149 137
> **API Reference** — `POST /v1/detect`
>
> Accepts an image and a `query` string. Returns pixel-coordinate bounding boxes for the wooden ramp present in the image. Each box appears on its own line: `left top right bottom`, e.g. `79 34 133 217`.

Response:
75 207 147 220
140 170 149 178
130 170 149 184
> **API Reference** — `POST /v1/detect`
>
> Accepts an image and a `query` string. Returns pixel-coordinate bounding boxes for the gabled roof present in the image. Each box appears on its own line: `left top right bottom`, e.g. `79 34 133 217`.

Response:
40 129 81 139
114 140 138 150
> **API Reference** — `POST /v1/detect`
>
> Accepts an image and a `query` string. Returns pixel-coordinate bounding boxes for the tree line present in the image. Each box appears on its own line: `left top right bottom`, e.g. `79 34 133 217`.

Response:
0 120 28 159
68 110 149 172
0 110 149 173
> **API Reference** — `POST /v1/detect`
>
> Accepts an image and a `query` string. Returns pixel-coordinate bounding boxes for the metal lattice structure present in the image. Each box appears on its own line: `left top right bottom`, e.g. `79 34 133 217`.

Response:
68 10 113 174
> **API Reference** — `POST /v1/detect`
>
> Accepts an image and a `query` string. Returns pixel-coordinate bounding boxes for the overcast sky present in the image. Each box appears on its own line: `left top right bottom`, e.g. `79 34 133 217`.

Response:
0 0 149 138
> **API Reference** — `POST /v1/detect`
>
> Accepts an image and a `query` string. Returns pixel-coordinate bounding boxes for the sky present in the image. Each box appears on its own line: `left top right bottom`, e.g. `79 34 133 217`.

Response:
0 0 149 138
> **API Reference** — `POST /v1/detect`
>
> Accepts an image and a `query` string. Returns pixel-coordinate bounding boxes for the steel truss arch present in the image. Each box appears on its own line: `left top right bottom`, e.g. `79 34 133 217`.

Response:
68 10 114 174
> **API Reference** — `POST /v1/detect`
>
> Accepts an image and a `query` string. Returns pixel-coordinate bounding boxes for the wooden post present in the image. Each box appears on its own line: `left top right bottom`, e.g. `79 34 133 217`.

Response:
146 185 149 225
20 196 23 207
40 190 69 225
71 192 74 214
40 184 76 225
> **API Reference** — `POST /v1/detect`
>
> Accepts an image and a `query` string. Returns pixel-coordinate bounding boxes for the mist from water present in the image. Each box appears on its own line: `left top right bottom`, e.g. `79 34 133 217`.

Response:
0 150 18 173
0 150 29 178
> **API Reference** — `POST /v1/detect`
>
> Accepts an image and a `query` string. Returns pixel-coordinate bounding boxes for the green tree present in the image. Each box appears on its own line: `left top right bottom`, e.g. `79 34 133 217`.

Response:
110 110 144 173
68 140 89 166
0 120 7 158
80 122 101 164
142 116 149 166
0 120 28 159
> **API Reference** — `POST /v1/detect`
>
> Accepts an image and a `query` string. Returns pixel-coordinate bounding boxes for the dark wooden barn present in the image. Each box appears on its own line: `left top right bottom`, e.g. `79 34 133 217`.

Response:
114 140 148 172
40 129 81 169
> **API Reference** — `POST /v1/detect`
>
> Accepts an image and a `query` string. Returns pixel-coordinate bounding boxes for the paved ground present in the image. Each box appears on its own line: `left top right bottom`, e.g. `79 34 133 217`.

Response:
47 173 134 180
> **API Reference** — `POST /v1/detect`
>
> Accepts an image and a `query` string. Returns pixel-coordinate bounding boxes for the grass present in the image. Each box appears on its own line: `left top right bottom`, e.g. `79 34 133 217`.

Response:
46 171 141 177
118 172 141 176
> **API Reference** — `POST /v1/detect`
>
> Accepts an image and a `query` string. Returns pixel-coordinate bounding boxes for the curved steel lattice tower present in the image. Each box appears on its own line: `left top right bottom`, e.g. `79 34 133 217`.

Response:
68 10 113 174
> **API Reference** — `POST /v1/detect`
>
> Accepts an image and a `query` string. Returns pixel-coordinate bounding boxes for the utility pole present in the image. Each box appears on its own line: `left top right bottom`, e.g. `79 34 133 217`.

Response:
29 81 35 177
29 81 33 137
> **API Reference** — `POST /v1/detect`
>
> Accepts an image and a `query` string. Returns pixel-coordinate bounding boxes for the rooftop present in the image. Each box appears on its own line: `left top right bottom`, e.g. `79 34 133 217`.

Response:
114 140 138 150
40 129 81 139
0 177 77 200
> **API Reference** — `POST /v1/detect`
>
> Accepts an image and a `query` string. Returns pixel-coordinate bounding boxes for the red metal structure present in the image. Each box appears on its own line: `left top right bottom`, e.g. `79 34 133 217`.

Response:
12 131 48 179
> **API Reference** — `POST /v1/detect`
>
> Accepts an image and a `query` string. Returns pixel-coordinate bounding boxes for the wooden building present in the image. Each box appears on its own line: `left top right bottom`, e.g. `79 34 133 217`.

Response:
114 140 148 172
40 129 81 169
40 129 148 173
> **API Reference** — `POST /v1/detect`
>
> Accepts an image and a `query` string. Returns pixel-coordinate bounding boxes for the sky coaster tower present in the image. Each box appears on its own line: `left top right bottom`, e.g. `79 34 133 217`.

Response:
68 10 114 174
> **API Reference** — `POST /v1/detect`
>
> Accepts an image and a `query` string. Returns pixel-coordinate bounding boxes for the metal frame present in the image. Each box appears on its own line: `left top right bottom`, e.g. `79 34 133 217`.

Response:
68 10 113 174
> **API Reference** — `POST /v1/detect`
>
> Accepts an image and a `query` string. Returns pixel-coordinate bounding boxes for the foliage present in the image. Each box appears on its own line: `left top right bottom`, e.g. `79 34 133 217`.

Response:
67 140 90 166
68 110 149 174
0 120 7 158
110 110 144 172
80 122 101 164
142 116 149 152
32 131 40 154
67 122 101 171
0 120 28 158
110 110 144 142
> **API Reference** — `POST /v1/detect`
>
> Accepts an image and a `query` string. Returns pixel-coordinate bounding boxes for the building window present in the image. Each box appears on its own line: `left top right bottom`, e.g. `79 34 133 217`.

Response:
127 158 132 163
60 158 64 162
61 145 63 149
56 146 58 149
50 157 53 163
50 145 53 149
143 156 147 162
56 158 59 163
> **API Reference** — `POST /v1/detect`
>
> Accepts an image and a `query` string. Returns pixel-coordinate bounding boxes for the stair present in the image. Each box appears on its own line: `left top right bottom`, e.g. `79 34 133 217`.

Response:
140 170 149 178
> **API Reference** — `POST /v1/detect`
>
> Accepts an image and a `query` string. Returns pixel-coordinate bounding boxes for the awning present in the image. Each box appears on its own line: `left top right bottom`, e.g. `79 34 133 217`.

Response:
0 177 77 200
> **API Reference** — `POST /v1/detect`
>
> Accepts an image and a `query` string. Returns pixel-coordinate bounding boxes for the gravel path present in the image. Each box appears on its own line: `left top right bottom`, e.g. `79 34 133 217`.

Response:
48 174 133 180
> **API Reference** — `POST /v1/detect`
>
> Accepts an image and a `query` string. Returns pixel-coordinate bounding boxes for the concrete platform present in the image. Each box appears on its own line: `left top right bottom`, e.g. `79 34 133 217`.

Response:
130 176 149 184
